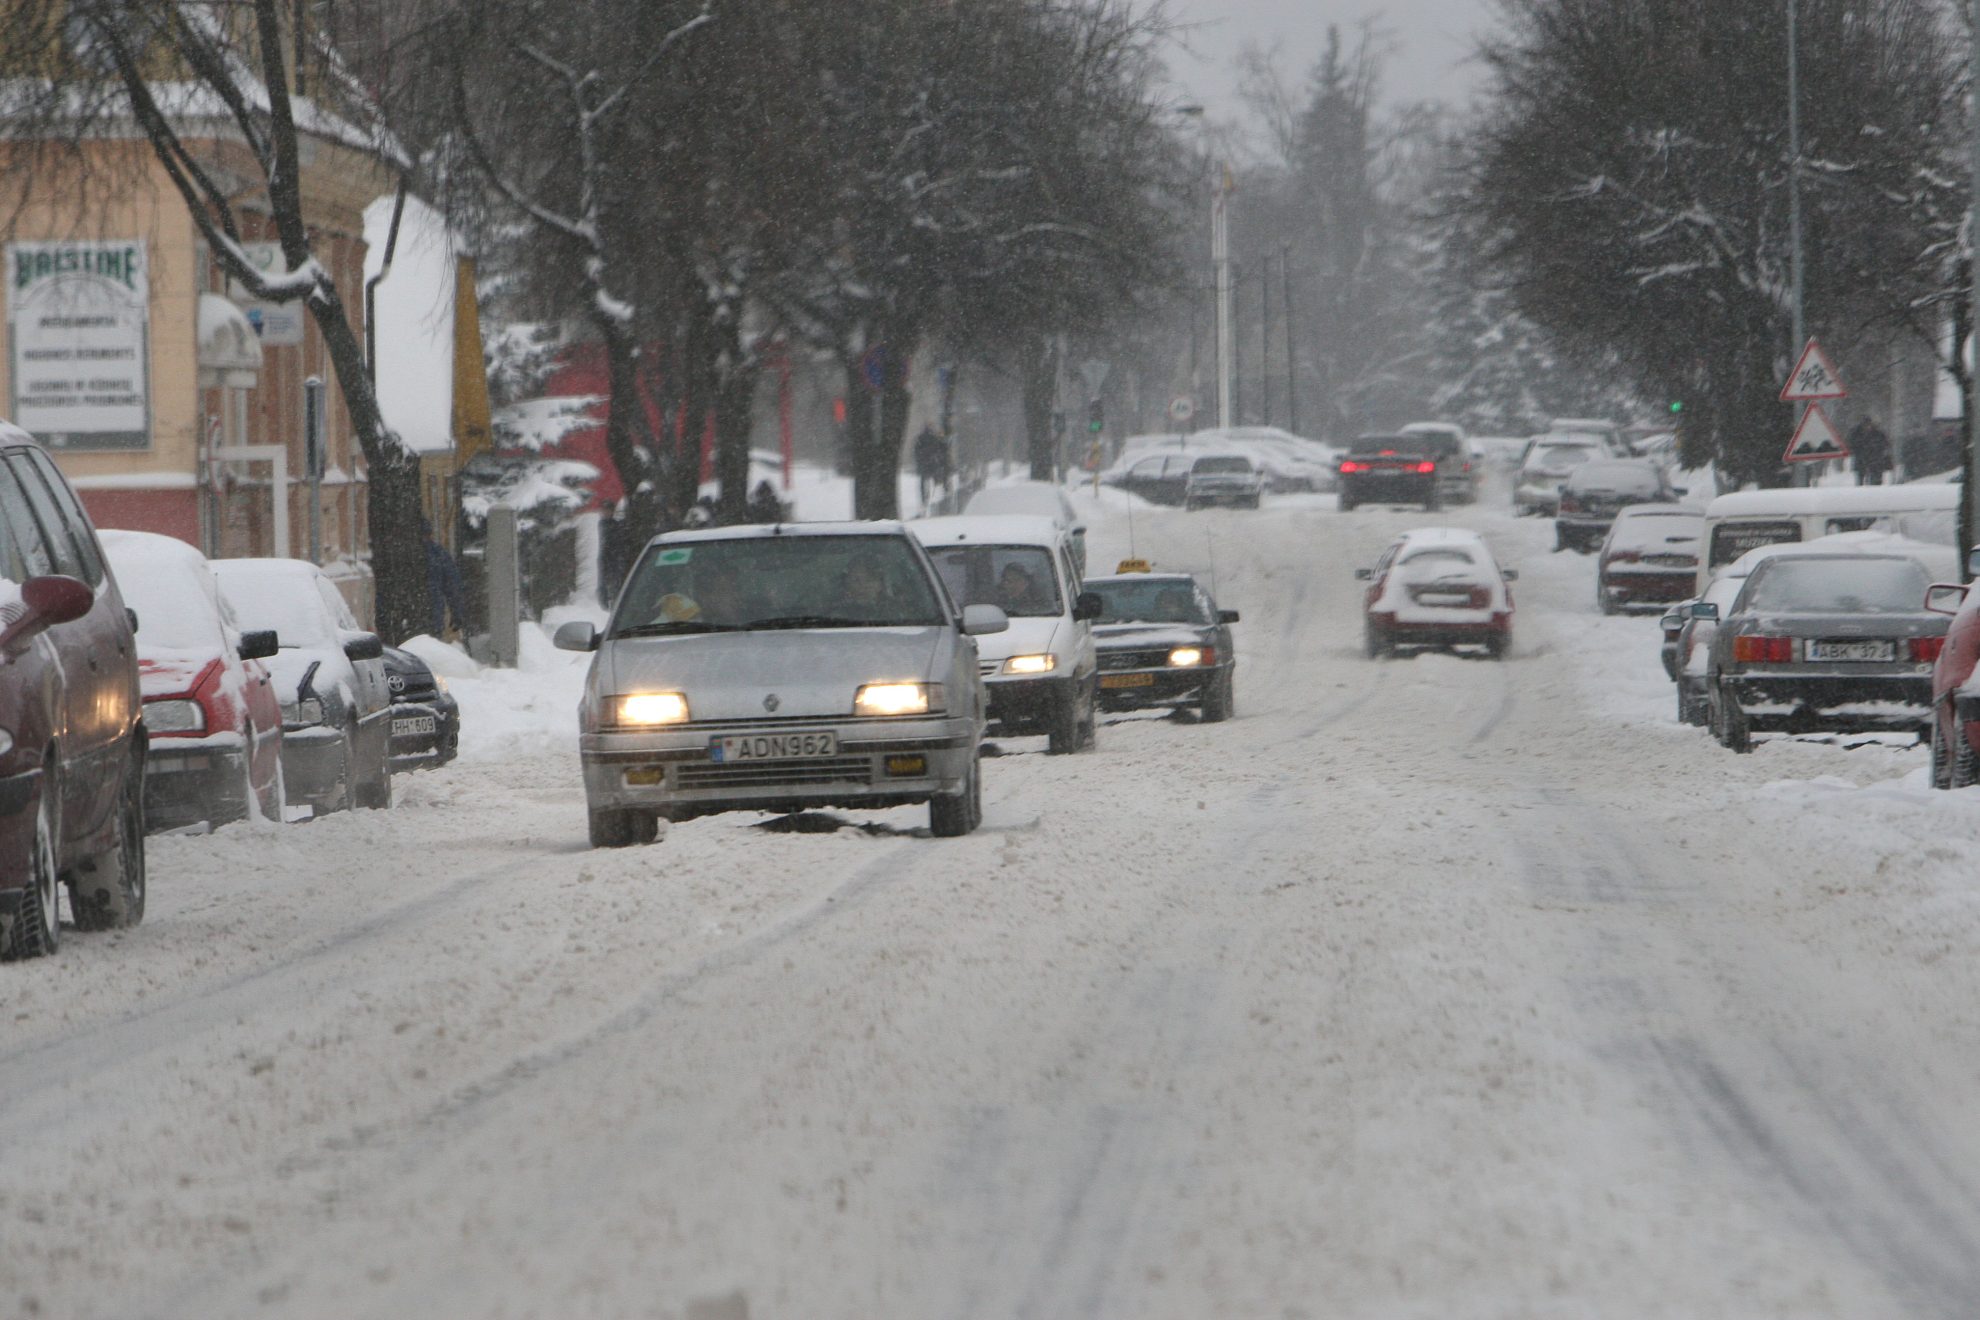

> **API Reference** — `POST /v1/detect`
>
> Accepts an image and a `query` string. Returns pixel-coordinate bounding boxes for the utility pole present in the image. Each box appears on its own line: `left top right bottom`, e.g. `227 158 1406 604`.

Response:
1968 0 1980 567
1231 259 1244 426
1259 253 1273 428
1787 0 1810 486
1213 164 1234 430
1282 242 1297 435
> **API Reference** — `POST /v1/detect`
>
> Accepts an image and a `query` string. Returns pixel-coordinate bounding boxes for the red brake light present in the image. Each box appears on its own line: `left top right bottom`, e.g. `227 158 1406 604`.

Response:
1733 635 1794 664
1414 461 1436 474
1608 550 1641 563
1340 460 1368 473
1379 449 1397 456
1911 636 1947 663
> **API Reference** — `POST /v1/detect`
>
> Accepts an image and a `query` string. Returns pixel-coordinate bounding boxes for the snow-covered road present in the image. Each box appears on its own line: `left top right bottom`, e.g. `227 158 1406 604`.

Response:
10 488 1980 1318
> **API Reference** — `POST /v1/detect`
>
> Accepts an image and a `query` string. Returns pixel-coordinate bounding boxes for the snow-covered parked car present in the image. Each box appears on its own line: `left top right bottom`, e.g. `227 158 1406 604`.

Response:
915 514 1100 753
100 532 284 829
963 479 1086 573
1597 504 1702 614
1554 459 1673 553
1108 427 1342 495
1513 435 1605 517
555 521 1002 846
210 558 393 815
1356 528 1516 659
1183 453 1265 510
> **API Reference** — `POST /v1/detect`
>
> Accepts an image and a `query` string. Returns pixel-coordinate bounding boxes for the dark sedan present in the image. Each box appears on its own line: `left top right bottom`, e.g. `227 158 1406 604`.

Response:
383 646 460 770
1337 436 1440 512
1082 570 1238 722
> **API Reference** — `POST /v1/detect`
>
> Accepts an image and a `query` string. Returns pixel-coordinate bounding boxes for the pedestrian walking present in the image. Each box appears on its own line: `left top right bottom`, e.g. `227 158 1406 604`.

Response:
914 425 951 512
1849 415 1891 486
423 519 469 638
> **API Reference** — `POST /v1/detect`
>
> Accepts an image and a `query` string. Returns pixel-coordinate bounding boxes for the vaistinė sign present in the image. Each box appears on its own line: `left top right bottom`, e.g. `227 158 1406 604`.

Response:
6 240 151 450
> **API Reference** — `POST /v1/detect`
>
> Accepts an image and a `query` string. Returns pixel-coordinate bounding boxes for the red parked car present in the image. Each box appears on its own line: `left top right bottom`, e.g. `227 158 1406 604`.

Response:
0 426 146 960
1597 504 1702 614
99 531 285 828
1928 573 1980 787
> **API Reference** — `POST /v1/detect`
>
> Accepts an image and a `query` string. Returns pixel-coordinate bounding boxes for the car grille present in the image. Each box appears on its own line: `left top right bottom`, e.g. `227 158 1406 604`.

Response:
980 660 1001 678
676 757 874 790
1100 648 1171 671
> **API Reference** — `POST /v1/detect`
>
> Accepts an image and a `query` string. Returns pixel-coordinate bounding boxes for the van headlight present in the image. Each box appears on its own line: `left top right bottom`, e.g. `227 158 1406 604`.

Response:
856 682 943 716
1002 654 1056 675
612 693 691 726
146 699 207 734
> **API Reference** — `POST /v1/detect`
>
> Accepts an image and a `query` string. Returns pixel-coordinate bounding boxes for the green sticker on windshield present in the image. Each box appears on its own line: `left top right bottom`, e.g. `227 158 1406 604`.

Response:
657 547 693 565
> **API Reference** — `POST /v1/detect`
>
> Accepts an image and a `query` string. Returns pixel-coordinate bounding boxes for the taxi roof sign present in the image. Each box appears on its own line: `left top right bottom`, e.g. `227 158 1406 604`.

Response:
1115 558 1153 574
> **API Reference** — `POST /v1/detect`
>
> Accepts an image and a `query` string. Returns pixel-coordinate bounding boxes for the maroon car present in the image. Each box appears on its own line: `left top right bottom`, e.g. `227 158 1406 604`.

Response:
0 425 146 960
1928 573 1980 788
1596 504 1703 614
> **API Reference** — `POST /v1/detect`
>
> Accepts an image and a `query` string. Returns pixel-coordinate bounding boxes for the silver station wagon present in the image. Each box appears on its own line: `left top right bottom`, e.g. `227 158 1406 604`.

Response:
555 522 1006 847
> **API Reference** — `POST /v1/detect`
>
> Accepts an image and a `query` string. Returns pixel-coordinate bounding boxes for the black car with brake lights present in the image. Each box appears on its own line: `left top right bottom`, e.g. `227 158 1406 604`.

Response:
1082 567 1239 722
1336 435 1441 512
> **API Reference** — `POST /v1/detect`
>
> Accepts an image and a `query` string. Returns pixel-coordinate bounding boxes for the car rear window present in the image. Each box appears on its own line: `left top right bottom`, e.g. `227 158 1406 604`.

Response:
1710 521 1800 569
1742 558 1928 615
1527 444 1598 471
1569 463 1661 494
1193 456 1252 474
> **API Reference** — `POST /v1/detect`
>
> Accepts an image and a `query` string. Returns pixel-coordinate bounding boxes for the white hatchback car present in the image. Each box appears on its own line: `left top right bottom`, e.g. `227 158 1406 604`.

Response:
913 515 1100 753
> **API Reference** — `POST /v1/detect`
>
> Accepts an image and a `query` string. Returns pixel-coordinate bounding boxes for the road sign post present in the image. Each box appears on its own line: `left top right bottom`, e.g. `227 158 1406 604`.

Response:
1784 405 1850 463
1780 338 1848 471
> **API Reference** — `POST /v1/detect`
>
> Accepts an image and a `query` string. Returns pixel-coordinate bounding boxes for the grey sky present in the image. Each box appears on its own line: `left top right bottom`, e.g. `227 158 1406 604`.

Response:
1163 0 1496 122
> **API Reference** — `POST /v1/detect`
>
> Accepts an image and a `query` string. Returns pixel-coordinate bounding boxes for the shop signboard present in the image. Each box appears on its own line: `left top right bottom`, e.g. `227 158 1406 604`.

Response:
6 240 150 450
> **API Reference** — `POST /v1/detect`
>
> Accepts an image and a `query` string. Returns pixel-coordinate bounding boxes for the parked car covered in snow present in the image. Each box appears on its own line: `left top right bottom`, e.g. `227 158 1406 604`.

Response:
1356 528 1516 659
100 531 284 829
0 427 146 959
1597 505 1702 613
1398 422 1476 504
211 558 393 815
1554 459 1673 553
383 645 460 770
916 515 1099 753
556 521 1001 846
1513 435 1605 517
1183 453 1265 510
1696 483 1961 595
1083 568 1239 720
1697 551 1945 752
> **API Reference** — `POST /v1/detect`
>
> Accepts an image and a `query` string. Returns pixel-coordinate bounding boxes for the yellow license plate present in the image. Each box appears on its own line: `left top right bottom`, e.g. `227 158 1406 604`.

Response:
1101 672 1156 689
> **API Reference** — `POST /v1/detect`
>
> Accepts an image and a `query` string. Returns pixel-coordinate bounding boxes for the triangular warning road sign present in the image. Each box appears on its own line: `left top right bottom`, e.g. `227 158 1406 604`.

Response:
1781 339 1848 402
1784 404 1850 462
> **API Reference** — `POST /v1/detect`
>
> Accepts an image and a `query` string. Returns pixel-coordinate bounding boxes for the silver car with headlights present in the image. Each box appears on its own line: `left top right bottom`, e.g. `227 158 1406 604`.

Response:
555 522 1006 848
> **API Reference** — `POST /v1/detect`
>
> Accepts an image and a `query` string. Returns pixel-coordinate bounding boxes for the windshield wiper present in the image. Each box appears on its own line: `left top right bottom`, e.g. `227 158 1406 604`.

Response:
612 621 749 638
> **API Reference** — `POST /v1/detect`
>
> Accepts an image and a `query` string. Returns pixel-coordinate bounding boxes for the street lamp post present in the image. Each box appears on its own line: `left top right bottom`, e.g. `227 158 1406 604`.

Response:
1968 0 1980 567
1787 0 1812 486
1213 164 1233 430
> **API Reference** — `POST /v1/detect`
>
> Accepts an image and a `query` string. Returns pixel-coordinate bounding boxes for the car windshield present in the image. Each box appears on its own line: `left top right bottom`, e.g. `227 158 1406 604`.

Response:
110 557 225 652
1529 444 1597 471
1741 559 1928 615
1086 578 1208 624
925 543 1064 618
1400 548 1476 567
1571 464 1660 493
612 534 946 634
1193 457 1251 474
214 568 334 647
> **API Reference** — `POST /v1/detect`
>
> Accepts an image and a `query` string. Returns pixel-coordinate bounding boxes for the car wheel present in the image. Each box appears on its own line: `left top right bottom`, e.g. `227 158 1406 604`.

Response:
1046 682 1083 755
356 750 393 811
257 759 287 823
588 808 659 848
1485 633 1509 661
1339 497 1356 512
1598 586 1619 616
70 756 145 932
1201 670 1234 722
3 781 62 961
1954 725 1979 789
929 755 979 837
1712 686 1752 754
1931 713 1953 789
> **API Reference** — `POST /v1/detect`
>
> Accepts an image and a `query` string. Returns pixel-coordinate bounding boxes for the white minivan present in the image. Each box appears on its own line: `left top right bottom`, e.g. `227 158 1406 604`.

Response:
913 514 1100 753
1696 483 1961 594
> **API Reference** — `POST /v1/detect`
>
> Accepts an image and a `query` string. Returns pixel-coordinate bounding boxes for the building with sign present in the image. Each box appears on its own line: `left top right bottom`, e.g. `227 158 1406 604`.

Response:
0 132 393 612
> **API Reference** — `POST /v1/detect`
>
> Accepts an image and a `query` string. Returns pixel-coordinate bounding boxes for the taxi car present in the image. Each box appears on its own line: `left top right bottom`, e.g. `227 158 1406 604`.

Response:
1082 564 1239 721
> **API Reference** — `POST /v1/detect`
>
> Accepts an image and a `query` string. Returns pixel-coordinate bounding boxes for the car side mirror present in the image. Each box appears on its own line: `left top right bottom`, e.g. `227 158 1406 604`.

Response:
1218 609 1240 624
1926 583 1969 616
341 631 385 662
126 607 139 635
1354 568 1373 581
1689 601 1720 621
1969 548 1980 578
961 603 1009 637
1501 570 1519 582
1072 592 1104 623
0 575 94 653
238 629 279 661
553 621 600 652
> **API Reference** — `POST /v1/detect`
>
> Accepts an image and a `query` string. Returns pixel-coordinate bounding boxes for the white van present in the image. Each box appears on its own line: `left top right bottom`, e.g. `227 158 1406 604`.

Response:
1696 483 1961 594
913 515 1100 753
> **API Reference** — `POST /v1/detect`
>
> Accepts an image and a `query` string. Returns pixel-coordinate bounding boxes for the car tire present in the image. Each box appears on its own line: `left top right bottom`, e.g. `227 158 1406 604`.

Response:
1424 492 1441 513
1712 686 1752 754
3 781 62 961
1365 620 1391 660
1954 724 1979 789
1046 682 1084 755
929 755 979 837
257 759 287 823
1598 586 1619 616
1339 496 1357 512
70 758 145 932
1201 670 1234 722
356 750 393 811
1931 713 1952 789
1245 494 1262 510
1485 634 1509 661
589 808 659 848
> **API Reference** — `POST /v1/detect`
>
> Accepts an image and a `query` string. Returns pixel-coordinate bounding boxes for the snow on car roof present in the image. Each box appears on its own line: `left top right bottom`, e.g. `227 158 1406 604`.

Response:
911 514 1066 546
0 418 34 447
1614 503 1702 518
1706 483 1961 517
651 520 911 547
1392 527 1494 556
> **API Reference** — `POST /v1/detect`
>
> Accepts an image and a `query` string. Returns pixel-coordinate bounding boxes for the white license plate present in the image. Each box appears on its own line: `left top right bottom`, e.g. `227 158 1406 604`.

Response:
1807 640 1895 662
713 731 839 763
392 715 438 736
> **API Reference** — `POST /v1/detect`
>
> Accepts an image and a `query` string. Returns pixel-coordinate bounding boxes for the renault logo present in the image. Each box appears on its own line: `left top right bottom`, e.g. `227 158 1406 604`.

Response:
763 694 781 713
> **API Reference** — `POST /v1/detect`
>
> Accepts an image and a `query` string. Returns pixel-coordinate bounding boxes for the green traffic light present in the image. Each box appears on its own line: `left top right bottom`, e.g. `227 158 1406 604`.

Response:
1669 401 1684 414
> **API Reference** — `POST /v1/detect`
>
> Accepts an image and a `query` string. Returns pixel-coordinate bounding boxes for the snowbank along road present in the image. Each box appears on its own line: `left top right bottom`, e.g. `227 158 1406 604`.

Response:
8 481 1980 1319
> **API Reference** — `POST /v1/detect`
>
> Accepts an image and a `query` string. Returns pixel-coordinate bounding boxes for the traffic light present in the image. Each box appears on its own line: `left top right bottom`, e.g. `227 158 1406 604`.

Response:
1087 399 1105 434
1669 400 1684 415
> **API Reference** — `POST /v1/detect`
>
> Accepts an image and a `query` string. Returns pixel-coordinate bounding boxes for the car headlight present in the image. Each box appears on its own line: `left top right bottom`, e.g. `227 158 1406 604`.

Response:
613 692 691 726
1168 647 1210 668
0 728 13 758
146 699 208 734
1002 654 1056 675
281 697 326 727
435 675 450 695
855 682 943 717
